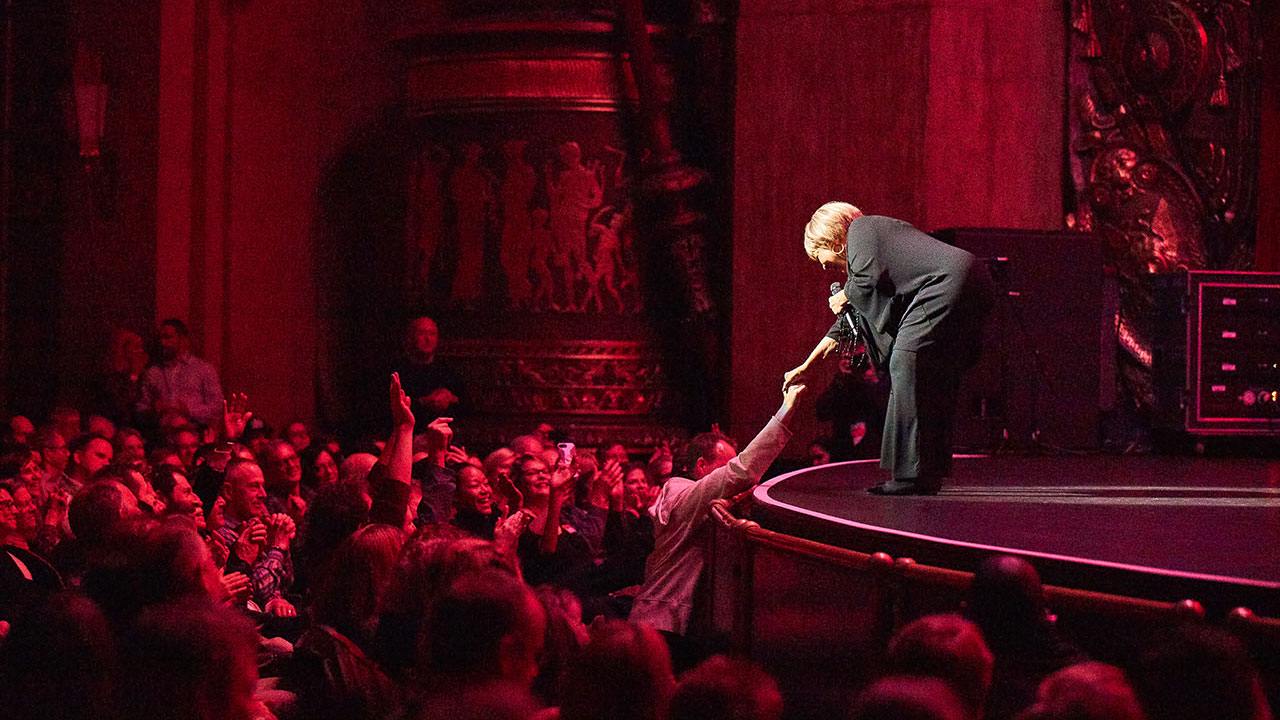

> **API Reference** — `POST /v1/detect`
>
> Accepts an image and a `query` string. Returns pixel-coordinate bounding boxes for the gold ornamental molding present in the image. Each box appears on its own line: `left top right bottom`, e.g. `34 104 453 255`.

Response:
407 52 642 114
439 339 674 417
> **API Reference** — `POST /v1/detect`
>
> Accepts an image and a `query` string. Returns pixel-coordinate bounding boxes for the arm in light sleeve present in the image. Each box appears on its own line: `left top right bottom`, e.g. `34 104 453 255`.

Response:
664 417 792 524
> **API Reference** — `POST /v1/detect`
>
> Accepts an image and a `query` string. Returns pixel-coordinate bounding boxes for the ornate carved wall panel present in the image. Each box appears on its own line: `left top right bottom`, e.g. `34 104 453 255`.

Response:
1068 0 1261 410
396 20 691 450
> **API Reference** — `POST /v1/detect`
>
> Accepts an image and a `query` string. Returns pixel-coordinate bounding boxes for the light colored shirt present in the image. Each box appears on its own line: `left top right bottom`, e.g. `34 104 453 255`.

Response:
629 416 792 634
138 353 224 426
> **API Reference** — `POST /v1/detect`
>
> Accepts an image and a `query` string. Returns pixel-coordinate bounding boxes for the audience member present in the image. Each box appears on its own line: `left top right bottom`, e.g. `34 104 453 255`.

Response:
98 328 148 426
32 427 72 497
848 675 968 720
421 567 546 689
1014 662 1146 720
531 585 589 705
0 482 61 622
966 554 1088 720
484 446 519 513
300 443 340 493
630 382 805 655
453 463 500 540
118 599 264 720
1 449 46 509
170 425 200 470
50 407 82 447
65 434 115 493
395 315 470 422
558 618 675 720
511 451 591 589
6 414 35 446
262 438 310 521
886 613 994 720
87 415 117 441
670 655 784 720
310 522 405 650
1128 624 1271 720
0 592 119 720
215 458 297 616
374 530 513 678
284 419 312 451
106 465 165 515
138 318 224 427
111 428 147 471
151 465 205 529
67 479 141 546
82 517 226 625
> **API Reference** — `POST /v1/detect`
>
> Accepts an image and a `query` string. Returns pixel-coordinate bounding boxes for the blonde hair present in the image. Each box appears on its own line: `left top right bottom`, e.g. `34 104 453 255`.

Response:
803 201 863 260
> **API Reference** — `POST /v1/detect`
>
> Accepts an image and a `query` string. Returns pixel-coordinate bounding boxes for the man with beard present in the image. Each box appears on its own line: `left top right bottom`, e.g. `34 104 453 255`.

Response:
138 318 224 428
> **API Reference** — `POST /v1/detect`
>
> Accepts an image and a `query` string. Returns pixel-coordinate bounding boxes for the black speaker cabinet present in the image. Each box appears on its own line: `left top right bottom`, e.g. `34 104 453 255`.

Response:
1149 271 1280 436
933 228 1113 451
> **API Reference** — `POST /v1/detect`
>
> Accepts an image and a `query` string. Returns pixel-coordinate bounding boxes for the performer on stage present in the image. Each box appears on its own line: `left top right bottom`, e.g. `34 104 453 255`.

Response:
784 203 993 495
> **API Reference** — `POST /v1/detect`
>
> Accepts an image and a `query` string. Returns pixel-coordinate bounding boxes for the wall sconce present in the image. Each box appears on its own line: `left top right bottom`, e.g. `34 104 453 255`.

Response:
73 43 107 163
72 42 113 218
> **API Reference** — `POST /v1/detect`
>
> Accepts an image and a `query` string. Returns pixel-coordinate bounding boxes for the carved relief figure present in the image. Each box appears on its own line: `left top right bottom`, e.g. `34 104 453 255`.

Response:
499 140 538 307
528 208 559 311
408 145 448 293
584 206 628 313
449 143 494 306
547 141 603 310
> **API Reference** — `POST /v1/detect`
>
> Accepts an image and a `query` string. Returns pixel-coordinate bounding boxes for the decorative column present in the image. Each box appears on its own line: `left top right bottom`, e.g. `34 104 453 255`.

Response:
394 16 692 450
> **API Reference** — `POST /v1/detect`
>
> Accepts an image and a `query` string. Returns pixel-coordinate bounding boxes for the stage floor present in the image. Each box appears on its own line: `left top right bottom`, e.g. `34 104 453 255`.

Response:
753 455 1280 613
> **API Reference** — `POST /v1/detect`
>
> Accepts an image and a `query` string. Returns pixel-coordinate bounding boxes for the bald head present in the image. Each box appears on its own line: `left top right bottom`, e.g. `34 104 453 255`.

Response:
69 480 141 545
406 316 439 364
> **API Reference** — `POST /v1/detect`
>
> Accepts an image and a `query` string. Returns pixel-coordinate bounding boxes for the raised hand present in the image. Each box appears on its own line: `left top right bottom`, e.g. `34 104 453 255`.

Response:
603 458 624 509
494 471 523 513
425 416 454 457
445 445 472 467
549 462 576 495
390 373 415 429
207 532 230 569
221 571 252 605
285 493 307 521
783 364 809 391
782 380 807 409
267 513 296 550
234 518 267 565
223 393 252 440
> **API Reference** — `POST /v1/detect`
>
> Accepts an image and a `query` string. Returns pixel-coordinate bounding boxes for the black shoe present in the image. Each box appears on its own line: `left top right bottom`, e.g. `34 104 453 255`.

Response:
867 479 941 496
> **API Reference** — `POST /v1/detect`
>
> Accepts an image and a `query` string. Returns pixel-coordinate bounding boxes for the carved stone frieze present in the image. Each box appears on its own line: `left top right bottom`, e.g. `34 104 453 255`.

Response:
441 339 676 417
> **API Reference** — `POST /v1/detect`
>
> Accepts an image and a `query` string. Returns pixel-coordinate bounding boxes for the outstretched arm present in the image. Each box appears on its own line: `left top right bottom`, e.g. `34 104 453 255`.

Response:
783 336 838 391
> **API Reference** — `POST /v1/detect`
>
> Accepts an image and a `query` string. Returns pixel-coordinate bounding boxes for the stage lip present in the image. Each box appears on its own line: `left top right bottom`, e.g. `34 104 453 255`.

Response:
755 457 1280 591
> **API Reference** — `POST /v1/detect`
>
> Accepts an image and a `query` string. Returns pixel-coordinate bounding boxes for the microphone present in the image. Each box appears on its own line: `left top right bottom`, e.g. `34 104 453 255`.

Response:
830 282 858 331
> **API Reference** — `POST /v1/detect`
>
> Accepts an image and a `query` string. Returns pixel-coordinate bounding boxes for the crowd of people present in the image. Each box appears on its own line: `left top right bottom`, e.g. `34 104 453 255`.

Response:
0 317 1274 720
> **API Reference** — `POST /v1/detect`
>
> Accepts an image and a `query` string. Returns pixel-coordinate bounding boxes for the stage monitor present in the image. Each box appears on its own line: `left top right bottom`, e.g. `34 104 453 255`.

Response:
933 228 1112 452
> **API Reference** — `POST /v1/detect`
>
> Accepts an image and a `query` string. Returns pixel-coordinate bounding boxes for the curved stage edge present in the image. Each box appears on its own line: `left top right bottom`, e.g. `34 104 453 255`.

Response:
750 455 1280 616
